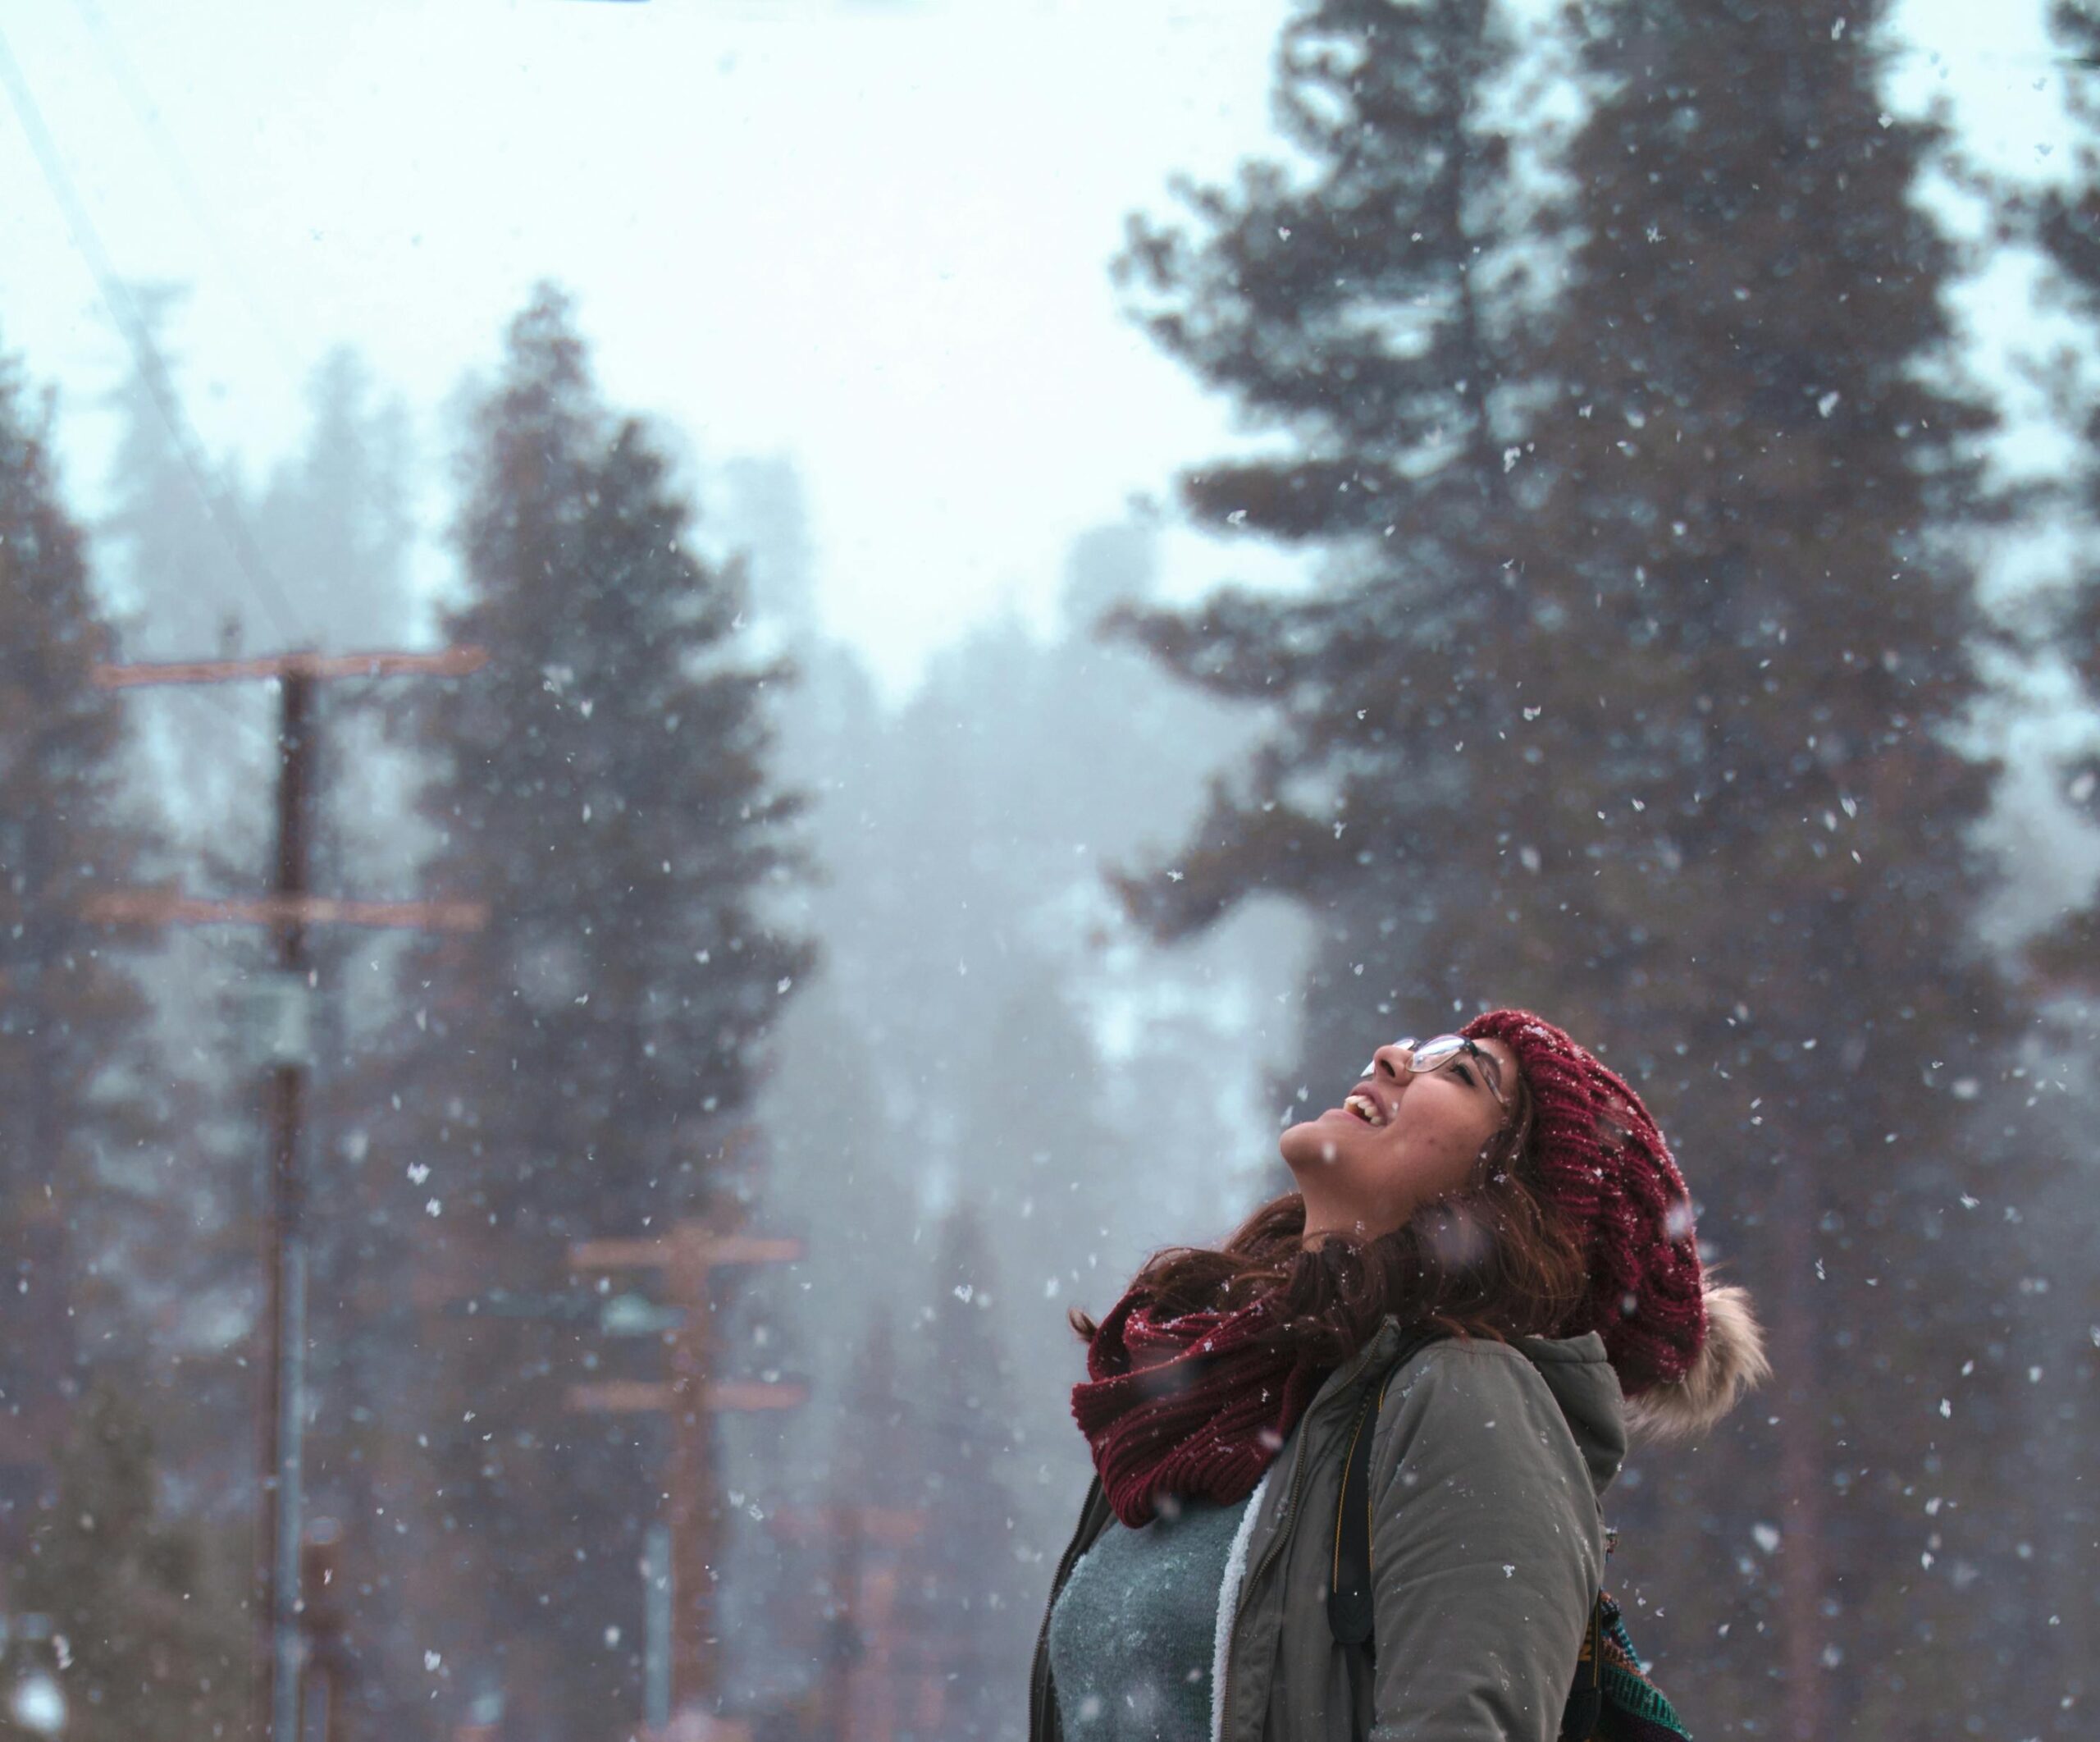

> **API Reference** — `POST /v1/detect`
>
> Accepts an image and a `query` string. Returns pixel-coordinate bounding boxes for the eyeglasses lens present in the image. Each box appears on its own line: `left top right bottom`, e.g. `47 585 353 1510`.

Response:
1411 1035 1465 1072
1365 1036 1477 1083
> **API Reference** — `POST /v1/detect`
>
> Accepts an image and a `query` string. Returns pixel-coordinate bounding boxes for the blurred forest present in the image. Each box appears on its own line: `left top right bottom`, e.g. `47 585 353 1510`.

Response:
3 2 2100 1740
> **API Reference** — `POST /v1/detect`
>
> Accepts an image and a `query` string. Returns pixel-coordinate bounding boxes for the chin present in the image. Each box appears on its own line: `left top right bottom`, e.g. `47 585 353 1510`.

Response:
1279 1113 1354 1174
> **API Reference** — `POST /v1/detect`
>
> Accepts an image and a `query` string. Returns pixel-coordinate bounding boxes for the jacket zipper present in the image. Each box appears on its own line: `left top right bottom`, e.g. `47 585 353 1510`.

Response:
1216 1425 1310 1742
1214 1356 1385 1742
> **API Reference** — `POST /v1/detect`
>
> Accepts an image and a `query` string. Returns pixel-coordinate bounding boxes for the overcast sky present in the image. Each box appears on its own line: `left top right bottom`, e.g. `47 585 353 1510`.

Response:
0 0 2079 700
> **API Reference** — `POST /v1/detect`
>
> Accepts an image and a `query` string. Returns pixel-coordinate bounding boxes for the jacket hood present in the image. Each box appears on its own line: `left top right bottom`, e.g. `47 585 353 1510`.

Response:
1312 1319 1630 1501
1511 1330 1628 1499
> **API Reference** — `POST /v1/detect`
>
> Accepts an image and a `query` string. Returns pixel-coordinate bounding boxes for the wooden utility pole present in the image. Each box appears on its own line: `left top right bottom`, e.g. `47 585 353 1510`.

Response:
89 646 487 1742
566 1218 804 1729
262 659 312 1742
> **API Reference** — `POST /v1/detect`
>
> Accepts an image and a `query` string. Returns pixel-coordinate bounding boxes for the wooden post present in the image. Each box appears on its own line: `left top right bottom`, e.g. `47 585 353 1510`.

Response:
568 1220 804 1726
261 663 312 1742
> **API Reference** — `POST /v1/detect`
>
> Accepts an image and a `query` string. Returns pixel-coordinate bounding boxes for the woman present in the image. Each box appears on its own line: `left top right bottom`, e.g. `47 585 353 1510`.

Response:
1028 1008 1767 1742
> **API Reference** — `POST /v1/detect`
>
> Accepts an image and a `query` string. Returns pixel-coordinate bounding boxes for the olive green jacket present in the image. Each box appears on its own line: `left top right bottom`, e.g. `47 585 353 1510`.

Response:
1028 1321 1626 1742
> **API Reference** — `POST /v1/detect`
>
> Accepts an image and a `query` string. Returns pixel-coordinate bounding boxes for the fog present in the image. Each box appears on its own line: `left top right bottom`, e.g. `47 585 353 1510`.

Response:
1 3 2098 1741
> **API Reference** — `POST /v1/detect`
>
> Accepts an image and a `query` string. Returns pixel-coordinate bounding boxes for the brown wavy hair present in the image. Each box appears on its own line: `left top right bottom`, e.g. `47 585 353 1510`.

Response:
1070 1059 1586 1366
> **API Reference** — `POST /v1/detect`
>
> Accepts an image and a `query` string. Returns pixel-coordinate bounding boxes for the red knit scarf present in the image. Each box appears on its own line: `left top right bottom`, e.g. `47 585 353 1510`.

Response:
1070 1286 1333 1529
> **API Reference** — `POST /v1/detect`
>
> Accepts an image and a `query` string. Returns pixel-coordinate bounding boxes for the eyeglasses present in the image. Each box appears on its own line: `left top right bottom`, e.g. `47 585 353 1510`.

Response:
1365 1034 1511 1113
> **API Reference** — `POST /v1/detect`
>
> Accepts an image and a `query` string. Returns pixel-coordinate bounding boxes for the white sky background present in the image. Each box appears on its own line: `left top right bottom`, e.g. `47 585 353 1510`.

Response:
0 0 2087 703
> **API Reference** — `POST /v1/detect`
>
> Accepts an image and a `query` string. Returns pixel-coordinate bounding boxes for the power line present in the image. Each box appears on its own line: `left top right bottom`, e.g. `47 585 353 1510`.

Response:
66 0 304 379
0 21 310 650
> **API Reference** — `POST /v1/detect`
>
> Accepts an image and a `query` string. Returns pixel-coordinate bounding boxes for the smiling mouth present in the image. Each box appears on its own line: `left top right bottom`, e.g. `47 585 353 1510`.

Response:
1342 1093 1388 1128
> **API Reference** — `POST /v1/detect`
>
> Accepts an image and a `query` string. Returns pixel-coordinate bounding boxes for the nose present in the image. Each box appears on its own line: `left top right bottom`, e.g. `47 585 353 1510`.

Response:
1368 1041 1413 1081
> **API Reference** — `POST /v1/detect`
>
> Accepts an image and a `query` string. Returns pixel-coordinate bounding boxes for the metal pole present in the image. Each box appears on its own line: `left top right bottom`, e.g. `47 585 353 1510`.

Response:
273 1235 309 1742
257 666 313 1742
823 1518 861 1742
644 1522 673 1733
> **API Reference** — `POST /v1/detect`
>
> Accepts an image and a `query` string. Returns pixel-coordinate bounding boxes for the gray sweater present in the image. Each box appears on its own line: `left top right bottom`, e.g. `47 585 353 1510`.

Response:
1046 1491 1256 1742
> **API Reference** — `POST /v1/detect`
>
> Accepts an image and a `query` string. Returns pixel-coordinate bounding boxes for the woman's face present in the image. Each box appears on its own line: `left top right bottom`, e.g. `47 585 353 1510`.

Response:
1279 1036 1520 1248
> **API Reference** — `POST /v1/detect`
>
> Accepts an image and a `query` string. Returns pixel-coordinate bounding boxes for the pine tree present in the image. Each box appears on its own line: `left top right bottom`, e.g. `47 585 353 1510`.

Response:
1518 9 2017 1735
98 285 273 663
0 340 167 1577
388 284 810 1741
1108 0 1576 1081
1112 2 2025 1733
2027 0 2100 999
84 292 287 1549
2009 0 2100 1700
252 345 416 652
96 284 274 881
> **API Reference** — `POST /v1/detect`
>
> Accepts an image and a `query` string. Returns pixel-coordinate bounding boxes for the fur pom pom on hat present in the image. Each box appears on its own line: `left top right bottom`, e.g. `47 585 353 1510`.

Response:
1461 1008 1769 1438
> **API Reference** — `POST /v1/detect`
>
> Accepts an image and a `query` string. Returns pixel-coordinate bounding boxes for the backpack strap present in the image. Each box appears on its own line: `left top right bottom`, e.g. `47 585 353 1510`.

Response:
1326 1326 1445 1653
1559 1596 1605 1742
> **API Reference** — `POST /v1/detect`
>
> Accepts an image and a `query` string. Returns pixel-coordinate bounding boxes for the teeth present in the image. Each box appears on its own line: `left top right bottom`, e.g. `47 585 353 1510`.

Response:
1344 1094 1385 1127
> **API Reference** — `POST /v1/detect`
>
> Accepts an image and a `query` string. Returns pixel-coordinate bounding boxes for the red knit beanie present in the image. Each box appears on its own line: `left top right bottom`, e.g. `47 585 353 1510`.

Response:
1459 1008 1760 1426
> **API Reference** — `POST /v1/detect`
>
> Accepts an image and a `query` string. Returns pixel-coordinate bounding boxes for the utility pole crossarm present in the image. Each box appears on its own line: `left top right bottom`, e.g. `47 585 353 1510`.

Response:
84 889 488 932
89 646 488 688
569 1231 805 1272
565 1379 810 1415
